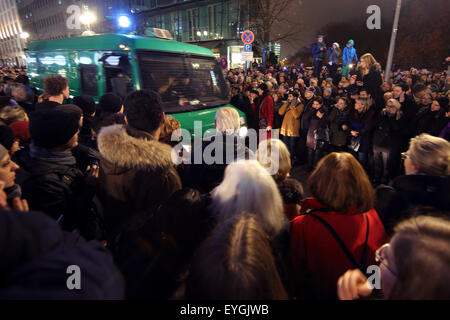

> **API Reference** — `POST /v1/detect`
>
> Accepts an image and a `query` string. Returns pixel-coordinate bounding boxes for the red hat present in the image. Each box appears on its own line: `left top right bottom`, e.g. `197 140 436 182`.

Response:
9 121 31 143
351 75 357 80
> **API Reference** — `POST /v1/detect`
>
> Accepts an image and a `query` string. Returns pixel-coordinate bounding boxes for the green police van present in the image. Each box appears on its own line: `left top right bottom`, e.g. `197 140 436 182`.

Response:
25 30 245 137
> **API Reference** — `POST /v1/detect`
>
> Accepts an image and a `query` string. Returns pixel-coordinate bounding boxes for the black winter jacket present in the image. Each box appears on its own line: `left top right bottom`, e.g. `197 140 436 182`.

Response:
376 174 450 236
372 112 408 151
0 211 124 299
20 145 96 234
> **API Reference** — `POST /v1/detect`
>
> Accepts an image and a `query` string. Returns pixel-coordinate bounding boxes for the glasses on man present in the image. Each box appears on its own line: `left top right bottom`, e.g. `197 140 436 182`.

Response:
375 243 397 277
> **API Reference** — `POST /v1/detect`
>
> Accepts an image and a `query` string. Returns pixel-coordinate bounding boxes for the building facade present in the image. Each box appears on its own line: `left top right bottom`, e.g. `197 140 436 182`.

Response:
136 0 261 69
0 0 26 66
15 0 155 42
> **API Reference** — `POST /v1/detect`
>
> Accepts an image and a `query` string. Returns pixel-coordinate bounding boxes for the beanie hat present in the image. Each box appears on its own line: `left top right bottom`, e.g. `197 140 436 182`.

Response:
99 93 123 113
348 39 354 46
73 95 96 116
9 121 31 143
29 109 79 149
0 144 8 161
55 104 83 123
258 83 269 93
0 125 15 150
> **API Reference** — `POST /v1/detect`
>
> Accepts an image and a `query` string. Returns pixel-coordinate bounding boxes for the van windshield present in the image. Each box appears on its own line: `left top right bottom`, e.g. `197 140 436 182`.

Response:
137 51 229 113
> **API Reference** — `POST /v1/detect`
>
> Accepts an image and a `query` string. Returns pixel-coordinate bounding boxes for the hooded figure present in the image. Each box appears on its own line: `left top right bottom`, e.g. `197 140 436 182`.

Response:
0 211 124 299
342 40 358 76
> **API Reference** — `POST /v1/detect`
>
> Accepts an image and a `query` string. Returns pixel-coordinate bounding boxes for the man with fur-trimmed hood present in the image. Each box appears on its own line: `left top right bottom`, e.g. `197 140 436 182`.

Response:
96 90 182 248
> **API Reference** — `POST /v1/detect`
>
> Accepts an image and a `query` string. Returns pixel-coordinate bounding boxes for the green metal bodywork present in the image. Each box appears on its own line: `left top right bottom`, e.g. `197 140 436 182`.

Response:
26 33 244 136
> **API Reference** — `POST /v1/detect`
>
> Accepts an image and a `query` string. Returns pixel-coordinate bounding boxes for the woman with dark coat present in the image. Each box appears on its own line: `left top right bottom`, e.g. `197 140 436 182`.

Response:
347 98 376 169
372 98 408 184
376 134 450 236
360 53 384 113
414 98 449 137
251 83 274 134
306 104 329 172
328 97 350 153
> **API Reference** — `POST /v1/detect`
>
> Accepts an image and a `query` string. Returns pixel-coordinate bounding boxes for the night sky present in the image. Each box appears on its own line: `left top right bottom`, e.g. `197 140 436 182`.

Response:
279 0 397 58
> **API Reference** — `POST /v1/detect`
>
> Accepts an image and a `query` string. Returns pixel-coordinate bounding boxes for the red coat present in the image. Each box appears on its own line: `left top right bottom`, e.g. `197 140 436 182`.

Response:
251 95 274 129
289 198 388 300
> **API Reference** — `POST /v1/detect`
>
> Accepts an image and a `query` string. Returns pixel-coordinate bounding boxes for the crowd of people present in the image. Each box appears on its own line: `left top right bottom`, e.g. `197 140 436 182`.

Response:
0 47 449 301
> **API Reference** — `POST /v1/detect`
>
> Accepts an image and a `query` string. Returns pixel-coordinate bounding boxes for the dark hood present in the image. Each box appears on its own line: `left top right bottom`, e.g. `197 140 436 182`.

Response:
0 211 124 299
391 174 450 210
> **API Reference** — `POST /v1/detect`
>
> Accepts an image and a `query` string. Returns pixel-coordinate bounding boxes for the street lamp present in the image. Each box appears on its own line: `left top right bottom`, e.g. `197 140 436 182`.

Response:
80 11 96 31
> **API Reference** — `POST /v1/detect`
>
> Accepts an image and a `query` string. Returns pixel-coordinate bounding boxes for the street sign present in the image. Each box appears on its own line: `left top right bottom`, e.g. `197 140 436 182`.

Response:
241 30 255 44
244 44 252 52
220 57 228 70
241 51 254 62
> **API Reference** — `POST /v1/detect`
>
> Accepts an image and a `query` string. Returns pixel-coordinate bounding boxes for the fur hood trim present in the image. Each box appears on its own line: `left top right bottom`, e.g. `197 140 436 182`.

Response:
97 124 174 170
371 63 382 72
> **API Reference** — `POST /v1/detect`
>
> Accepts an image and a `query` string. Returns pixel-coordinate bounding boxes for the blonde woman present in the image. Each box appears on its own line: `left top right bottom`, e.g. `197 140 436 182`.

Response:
360 53 384 111
376 134 450 236
0 106 29 125
210 160 287 238
372 99 408 184
257 139 304 221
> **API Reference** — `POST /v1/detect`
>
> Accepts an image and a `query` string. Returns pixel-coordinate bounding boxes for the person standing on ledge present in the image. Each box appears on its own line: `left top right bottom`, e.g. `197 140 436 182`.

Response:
342 40 358 77
312 35 327 79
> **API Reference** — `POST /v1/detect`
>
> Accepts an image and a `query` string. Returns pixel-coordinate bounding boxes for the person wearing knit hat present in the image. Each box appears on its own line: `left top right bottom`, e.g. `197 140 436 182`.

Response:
29 109 79 150
73 96 96 148
257 83 269 95
73 95 96 116
55 104 83 127
9 121 31 146
342 39 358 77
99 93 123 114
328 42 341 80
253 82 274 133
21 108 100 237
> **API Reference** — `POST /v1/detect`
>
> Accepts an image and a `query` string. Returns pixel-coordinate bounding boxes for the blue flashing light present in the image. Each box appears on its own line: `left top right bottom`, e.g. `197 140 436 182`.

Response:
118 15 131 28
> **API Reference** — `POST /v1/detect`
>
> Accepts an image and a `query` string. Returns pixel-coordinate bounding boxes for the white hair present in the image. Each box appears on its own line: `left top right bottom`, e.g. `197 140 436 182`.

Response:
215 107 241 135
210 160 287 237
